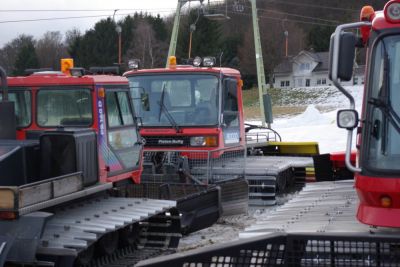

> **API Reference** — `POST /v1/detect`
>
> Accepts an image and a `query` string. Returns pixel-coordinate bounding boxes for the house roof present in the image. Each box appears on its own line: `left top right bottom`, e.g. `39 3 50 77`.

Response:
274 56 293 74
313 52 330 72
273 50 330 74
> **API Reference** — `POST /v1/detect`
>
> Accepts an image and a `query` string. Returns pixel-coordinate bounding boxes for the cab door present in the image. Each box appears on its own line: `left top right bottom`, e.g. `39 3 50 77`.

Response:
222 78 241 146
98 86 142 181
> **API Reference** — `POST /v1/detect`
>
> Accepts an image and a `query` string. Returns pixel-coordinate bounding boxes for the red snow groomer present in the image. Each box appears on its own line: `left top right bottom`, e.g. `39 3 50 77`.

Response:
331 1 400 227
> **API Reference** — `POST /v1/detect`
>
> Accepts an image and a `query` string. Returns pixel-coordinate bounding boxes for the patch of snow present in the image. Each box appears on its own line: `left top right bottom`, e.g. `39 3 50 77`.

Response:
247 85 364 154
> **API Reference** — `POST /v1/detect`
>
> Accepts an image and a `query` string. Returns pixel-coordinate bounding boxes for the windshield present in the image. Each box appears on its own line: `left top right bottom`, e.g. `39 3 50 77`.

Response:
37 88 92 127
0 90 31 127
128 74 219 127
365 35 400 173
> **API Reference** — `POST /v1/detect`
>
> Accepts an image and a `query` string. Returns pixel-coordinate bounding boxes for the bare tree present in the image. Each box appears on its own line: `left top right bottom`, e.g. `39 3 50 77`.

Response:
125 19 168 69
36 31 68 70
65 28 81 48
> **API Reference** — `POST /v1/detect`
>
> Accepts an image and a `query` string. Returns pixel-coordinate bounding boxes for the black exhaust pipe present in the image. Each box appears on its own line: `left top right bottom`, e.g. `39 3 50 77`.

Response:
0 67 16 139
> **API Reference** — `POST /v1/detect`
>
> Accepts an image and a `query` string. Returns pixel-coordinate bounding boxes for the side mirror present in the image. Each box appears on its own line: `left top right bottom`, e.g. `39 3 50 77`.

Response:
329 32 357 81
337 109 359 130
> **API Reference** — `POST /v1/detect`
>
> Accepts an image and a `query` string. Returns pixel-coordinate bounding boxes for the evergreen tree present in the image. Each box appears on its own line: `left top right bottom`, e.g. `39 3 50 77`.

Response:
13 37 38 76
220 35 242 68
147 14 168 42
177 9 222 60
65 29 83 66
75 18 118 68
307 25 335 52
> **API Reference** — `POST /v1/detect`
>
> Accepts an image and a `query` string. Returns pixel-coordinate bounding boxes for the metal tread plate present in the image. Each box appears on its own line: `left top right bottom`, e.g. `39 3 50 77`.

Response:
37 197 176 256
240 180 377 238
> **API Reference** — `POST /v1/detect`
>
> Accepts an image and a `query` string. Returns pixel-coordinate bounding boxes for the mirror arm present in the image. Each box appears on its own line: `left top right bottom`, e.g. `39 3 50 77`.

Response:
331 22 370 174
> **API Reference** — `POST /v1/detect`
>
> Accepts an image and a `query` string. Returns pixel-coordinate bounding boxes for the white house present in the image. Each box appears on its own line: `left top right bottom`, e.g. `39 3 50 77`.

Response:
273 50 365 89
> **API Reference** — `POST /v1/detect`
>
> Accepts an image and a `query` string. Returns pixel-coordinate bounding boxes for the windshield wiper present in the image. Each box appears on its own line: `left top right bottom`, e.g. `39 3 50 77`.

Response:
368 45 400 153
368 97 400 134
158 83 180 132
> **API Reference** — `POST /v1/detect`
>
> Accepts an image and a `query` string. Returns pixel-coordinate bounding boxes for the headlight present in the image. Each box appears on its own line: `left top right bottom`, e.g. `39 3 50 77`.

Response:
190 136 218 147
337 109 359 129
0 189 15 209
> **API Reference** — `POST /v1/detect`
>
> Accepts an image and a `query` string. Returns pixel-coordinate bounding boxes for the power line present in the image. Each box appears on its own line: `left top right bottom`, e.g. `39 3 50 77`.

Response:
209 0 358 13
0 4 344 27
239 4 341 24
226 9 337 27
263 0 359 12
0 8 175 12
0 11 174 24
205 4 339 27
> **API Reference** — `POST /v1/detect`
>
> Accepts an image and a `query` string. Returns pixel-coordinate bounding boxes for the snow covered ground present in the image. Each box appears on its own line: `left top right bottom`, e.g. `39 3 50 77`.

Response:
249 86 363 153
178 85 364 252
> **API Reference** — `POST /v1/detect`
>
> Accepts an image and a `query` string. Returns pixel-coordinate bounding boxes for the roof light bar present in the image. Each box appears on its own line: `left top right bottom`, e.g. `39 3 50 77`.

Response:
203 57 216 67
168 56 177 69
128 59 140 70
193 57 202 67
360 6 375 21
70 68 85 77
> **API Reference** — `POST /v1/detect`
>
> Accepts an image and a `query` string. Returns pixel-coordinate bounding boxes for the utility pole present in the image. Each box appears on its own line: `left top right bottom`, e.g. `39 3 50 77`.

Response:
284 30 289 57
167 0 206 67
167 0 189 67
250 0 272 127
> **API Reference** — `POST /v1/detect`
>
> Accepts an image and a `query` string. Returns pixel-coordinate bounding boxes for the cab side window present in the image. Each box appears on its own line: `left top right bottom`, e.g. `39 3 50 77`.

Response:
105 90 140 169
106 91 134 127
223 79 239 126
0 90 31 127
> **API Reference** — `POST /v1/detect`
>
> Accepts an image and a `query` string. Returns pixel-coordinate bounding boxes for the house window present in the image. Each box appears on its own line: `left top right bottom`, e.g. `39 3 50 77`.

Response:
285 81 290 87
280 81 285 87
361 78 365 84
322 78 326 85
306 79 310 87
317 79 321 85
353 77 358 85
300 63 310 71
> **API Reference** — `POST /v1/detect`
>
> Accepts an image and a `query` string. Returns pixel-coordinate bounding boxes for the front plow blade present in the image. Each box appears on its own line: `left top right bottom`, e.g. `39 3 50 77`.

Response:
126 183 221 235
215 177 248 216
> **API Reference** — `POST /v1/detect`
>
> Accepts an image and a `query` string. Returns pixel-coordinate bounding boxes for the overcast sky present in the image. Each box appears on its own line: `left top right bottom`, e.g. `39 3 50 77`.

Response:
0 0 181 47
